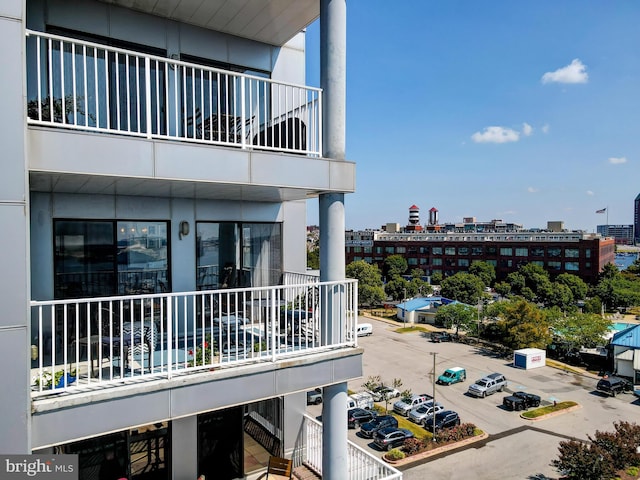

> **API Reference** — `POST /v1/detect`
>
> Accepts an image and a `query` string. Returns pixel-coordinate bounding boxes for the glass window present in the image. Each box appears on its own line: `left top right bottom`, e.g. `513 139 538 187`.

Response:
420 258 427 264
532 261 544 267
500 259 513 267
446 258 456 267
458 247 469 255
548 248 561 257
486 246 497 255
445 247 456 255
531 247 544 257
432 258 443 266
486 259 497 267
197 222 282 290
419 247 430 254
385 246 395 254
432 247 443 255
353 246 362 253
565 248 579 258
585 249 591 258
565 262 579 271
458 259 469 267
548 261 561 270
408 258 418 265
396 246 406 254
54 220 169 299
471 247 483 256
364 247 372 253
500 247 513 256
375 247 383 254
515 248 528 257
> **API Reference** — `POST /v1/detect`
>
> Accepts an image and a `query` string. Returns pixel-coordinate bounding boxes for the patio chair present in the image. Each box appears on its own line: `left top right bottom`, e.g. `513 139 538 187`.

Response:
266 456 292 480
101 319 157 374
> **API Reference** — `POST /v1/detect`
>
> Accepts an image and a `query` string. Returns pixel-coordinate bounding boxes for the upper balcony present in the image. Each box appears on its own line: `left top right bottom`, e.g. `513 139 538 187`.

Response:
25 30 354 203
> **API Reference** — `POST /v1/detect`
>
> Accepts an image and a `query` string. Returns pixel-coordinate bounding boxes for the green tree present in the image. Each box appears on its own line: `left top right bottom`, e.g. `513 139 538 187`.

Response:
494 281 511 297
410 268 425 278
434 302 477 336
546 283 574 310
583 296 602 314
469 261 496 287
499 299 551 349
306 248 319 270
430 271 443 285
384 276 411 302
346 260 386 306
384 255 408 279
552 312 611 348
600 262 620 280
505 271 525 294
409 277 432 297
440 272 485 305
556 273 588 301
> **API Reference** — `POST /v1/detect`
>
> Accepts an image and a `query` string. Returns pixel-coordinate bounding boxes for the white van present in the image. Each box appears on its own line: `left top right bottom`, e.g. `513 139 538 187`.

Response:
356 323 373 337
347 391 374 410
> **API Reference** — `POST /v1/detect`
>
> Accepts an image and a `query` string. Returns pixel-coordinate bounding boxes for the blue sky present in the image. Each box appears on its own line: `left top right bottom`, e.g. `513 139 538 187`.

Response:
305 1 639 232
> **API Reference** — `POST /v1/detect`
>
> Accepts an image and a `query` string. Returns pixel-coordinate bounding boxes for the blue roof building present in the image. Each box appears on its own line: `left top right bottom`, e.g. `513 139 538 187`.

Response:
395 296 461 325
610 324 640 383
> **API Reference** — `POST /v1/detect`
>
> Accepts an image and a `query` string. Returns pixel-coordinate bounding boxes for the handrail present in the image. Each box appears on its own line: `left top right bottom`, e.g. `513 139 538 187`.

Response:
30 280 357 397
25 29 322 156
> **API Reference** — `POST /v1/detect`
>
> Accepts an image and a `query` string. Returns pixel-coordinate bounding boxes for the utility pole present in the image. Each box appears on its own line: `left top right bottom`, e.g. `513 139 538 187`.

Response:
403 288 407 328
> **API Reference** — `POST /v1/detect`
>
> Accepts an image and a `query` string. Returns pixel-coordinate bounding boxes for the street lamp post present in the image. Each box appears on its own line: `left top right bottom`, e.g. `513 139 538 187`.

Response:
403 288 407 328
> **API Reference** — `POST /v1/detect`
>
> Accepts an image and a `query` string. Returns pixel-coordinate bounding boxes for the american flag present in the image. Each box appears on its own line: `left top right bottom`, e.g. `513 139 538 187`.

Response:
595 208 606 214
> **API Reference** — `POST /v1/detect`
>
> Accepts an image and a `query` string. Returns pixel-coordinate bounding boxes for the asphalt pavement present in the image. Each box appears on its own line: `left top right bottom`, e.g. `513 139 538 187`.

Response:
308 315 640 480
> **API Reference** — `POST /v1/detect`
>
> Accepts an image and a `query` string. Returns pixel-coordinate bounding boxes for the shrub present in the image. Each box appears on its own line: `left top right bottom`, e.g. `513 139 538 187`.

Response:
385 448 405 461
402 438 424 456
435 423 477 443
626 466 640 476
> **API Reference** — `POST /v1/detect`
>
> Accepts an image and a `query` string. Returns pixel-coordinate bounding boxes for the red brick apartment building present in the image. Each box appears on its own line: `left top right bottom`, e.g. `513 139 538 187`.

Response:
346 230 615 284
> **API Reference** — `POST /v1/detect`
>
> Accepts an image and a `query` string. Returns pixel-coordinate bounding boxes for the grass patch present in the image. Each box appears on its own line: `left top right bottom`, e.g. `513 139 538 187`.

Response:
521 401 578 418
395 415 431 440
395 325 431 334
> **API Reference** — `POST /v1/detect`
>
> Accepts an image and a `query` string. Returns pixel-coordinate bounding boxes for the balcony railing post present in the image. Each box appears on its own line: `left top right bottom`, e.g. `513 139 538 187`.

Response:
145 56 152 139
241 75 246 149
270 288 277 362
167 296 173 379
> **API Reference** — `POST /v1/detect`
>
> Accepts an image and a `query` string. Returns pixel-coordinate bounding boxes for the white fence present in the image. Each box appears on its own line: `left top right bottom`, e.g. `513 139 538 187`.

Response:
26 30 322 156
295 415 403 480
30 280 356 396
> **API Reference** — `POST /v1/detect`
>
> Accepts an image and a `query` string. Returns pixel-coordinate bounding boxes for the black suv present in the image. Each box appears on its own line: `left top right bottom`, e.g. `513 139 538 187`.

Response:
347 408 376 428
503 391 541 411
424 410 460 431
430 332 453 343
596 376 633 397
373 427 414 451
360 415 399 438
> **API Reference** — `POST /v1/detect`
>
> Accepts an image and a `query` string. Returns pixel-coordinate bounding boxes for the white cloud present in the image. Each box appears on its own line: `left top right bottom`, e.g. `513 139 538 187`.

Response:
586 190 594 196
527 186 538 193
542 124 550 134
522 123 533 136
541 59 588 84
471 126 520 144
608 156 627 165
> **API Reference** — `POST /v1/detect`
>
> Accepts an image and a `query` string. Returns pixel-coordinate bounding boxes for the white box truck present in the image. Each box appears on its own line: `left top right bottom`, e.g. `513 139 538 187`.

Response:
347 391 374 410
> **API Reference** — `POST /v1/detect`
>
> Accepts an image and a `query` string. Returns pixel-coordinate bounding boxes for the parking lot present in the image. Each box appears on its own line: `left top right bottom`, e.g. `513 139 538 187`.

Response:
307 316 640 480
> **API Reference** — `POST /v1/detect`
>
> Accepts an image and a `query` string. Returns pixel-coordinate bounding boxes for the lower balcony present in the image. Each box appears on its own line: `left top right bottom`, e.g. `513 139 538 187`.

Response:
30 279 358 399
292 415 402 480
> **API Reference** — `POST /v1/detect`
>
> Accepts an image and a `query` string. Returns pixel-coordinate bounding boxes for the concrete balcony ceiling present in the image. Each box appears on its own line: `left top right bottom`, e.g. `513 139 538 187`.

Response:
96 0 319 46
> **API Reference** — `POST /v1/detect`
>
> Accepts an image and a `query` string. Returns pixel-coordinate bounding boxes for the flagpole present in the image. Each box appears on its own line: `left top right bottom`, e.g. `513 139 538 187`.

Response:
606 206 609 227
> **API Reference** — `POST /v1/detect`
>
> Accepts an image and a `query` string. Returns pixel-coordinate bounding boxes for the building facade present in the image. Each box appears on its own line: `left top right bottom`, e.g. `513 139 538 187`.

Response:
635 193 640 244
0 2 398 479
346 230 615 284
597 225 635 246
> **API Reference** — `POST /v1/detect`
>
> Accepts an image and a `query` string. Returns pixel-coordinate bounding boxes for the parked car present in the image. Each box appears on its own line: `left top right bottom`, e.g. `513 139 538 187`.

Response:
347 408 376 429
430 332 453 343
502 391 541 411
359 415 398 438
373 427 414 451
347 391 374 410
596 375 633 397
356 323 373 337
393 393 432 416
424 410 461 432
306 388 322 405
408 401 444 425
467 373 508 398
437 367 466 385
368 385 401 402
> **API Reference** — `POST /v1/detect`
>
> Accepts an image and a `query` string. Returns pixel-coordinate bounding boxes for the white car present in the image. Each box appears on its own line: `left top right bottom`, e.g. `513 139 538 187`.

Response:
368 386 401 402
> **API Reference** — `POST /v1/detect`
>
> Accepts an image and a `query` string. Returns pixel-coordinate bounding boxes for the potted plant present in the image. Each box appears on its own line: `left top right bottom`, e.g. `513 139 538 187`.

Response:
188 335 218 368
34 369 77 390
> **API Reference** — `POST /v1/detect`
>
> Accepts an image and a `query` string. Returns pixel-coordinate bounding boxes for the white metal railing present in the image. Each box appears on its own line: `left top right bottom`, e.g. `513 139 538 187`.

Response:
30 280 356 397
294 415 402 480
25 30 322 156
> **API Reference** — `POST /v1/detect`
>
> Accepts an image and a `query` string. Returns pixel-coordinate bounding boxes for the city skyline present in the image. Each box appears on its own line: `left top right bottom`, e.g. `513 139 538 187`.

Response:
305 1 639 232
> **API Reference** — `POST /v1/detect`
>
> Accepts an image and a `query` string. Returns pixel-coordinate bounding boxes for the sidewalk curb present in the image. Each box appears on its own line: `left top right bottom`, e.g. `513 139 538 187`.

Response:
382 432 489 467
520 404 582 421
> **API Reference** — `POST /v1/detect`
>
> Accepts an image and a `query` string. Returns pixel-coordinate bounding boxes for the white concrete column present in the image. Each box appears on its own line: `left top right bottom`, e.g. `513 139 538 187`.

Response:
319 1 348 479
171 416 198 480
0 0 30 454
